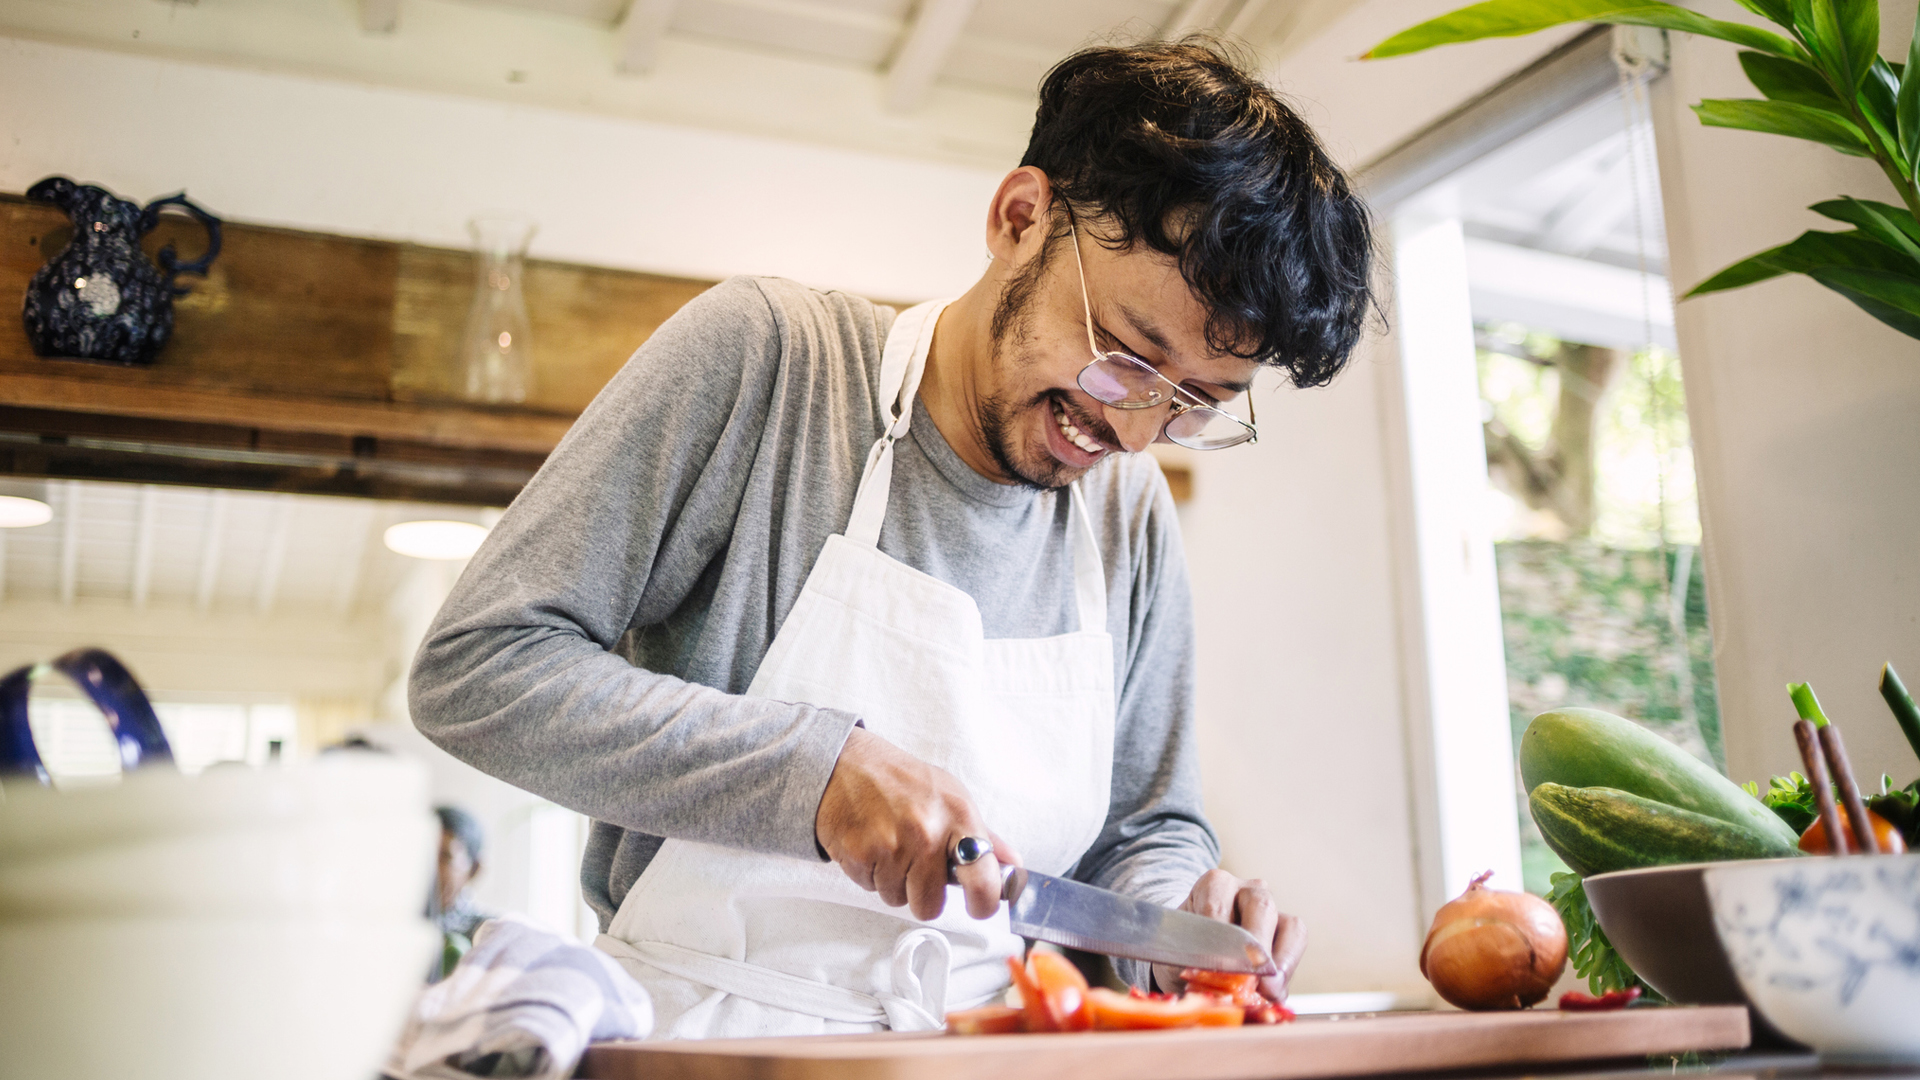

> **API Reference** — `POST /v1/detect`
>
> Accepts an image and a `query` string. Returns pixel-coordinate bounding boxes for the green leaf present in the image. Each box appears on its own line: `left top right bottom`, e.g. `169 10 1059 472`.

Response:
1686 224 1919 297
1836 0 1881 89
1812 197 1920 260
1692 98 1872 154
1363 0 1805 60
1754 770 1819 834
1810 267 1920 336
1545 873 1662 998
1901 3 1920 181
1772 226 1920 272
1861 59 1905 164
1687 247 1797 293
1804 0 1880 88
1740 51 1850 112
1728 0 1796 27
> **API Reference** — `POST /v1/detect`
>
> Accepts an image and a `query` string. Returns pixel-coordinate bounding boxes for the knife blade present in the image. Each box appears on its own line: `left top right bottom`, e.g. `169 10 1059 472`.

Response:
997 867 1277 976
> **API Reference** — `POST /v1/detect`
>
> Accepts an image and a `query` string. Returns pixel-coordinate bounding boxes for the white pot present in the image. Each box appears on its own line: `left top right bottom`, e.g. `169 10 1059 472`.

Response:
0 812 436 919
0 756 429 864
1704 854 1920 1062
0 915 437 1080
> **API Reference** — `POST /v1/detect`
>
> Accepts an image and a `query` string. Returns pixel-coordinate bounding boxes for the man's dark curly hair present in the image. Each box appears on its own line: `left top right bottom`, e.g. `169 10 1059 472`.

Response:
1020 39 1375 388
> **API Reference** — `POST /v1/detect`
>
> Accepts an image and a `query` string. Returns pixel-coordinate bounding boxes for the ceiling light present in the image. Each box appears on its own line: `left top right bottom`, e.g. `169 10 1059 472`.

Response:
384 520 488 560
0 495 53 529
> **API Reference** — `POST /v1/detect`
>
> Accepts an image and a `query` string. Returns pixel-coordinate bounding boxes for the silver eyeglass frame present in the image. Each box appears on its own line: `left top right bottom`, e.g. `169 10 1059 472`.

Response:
1065 220 1257 450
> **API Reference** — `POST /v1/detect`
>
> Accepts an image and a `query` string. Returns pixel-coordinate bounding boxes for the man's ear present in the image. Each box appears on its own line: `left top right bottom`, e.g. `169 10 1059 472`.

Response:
985 166 1054 265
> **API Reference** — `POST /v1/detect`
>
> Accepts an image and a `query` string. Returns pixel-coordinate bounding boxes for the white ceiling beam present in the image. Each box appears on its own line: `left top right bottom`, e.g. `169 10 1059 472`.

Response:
194 491 229 613
884 0 979 115
1535 149 1640 257
615 0 680 74
131 485 158 609
1463 236 1676 351
360 0 399 34
255 495 293 616
332 503 378 619
57 482 80 607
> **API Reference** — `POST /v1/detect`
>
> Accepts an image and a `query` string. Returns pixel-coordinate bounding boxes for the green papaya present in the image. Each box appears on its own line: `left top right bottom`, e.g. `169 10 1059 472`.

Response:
1519 707 1799 849
1529 783 1802 876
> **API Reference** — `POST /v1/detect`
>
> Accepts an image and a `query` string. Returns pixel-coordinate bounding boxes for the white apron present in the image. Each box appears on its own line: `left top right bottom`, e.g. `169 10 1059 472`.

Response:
595 300 1118 1040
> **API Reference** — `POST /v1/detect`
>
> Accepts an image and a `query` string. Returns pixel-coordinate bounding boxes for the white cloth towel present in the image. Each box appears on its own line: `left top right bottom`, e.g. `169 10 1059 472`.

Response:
385 914 653 1080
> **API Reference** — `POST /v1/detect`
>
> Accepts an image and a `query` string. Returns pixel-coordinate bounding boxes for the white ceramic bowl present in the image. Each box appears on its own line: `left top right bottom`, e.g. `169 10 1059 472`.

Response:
1704 854 1920 1061
0 756 429 863
0 915 438 1080
0 812 436 919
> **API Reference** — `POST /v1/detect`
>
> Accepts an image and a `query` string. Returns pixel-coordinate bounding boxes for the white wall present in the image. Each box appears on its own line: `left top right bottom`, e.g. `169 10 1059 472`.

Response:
1651 4 1920 791
0 35 1002 301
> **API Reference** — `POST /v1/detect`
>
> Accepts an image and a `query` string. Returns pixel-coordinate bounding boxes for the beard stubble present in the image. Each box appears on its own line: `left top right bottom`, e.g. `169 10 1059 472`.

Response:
980 237 1121 491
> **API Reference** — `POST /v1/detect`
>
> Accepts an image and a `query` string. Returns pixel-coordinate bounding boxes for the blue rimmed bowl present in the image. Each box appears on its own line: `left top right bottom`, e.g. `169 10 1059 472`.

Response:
1704 854 1920 1062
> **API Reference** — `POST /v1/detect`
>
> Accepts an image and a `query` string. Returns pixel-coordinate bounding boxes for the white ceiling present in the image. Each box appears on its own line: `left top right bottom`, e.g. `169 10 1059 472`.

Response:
0 0 1332 170
0 480 488 620
457 0 1280 95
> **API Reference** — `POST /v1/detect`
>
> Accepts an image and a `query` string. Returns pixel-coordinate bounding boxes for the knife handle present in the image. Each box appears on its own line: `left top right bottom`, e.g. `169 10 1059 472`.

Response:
945 850 1023 902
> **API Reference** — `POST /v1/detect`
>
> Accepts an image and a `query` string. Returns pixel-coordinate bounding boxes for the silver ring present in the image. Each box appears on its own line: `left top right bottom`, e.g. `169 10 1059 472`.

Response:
952 835 993 866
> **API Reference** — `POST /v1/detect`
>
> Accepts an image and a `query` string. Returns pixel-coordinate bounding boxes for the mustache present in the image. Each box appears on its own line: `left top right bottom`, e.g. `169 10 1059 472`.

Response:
1041 391 1122 450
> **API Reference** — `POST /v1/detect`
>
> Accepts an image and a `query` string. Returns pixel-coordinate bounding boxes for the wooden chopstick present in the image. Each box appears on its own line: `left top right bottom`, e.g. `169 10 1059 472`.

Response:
1793 719 1852 854
1818 722 1882 855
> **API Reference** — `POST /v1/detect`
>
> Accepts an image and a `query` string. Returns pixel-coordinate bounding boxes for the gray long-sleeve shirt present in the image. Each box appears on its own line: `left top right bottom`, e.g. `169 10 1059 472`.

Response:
408 277 1218 986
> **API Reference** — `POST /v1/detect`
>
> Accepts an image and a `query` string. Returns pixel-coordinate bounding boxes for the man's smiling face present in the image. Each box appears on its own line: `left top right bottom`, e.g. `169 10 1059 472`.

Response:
974 218 1260 491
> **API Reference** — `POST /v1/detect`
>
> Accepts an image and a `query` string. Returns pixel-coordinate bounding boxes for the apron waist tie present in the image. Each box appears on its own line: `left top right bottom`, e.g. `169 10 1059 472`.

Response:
594 928 953 1032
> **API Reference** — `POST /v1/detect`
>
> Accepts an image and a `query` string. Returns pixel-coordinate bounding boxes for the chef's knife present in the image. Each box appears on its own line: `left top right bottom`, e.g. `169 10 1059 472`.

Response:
956 863 1277 976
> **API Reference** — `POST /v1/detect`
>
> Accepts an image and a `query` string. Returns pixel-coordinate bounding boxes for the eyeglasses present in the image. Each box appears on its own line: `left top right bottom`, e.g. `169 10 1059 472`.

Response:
1066 221 1257 451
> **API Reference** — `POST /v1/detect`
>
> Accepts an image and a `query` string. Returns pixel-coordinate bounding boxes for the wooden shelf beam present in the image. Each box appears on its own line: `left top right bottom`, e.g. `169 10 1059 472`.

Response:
1 192 715 504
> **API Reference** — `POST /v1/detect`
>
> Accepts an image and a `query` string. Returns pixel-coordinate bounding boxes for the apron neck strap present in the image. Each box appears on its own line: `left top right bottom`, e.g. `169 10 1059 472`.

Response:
846 300 945 548
1067 483 1106 634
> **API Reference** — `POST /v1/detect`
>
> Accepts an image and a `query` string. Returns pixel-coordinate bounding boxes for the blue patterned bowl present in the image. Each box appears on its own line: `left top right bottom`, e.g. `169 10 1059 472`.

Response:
1704 854 1920 1061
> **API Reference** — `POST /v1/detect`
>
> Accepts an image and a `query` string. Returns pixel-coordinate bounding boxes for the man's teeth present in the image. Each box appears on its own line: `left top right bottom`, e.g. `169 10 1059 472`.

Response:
1053 401 1104 455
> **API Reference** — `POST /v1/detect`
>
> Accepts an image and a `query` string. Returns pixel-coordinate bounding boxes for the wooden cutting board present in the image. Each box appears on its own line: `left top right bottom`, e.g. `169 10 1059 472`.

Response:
581 1005 1751 1080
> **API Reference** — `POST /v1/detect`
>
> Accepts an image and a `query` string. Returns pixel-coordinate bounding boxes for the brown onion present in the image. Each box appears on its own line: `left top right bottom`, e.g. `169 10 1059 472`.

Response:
1419 871 1568 1010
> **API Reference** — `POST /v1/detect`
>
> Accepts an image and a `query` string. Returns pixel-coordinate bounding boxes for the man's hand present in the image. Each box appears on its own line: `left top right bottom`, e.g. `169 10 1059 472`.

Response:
815 727 1020 922
1152 870 1307 1003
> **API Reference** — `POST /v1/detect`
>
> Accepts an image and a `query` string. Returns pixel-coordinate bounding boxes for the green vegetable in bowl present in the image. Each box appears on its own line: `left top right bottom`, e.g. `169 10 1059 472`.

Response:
1745 771 1820 835
1521 709 1800 848
1531 784 1801 876
1880 664 1920 763
1544 872 1661 1000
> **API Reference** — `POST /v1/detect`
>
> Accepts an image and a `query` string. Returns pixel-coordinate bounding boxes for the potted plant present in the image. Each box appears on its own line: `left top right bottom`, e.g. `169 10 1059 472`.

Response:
1366 0 1920 340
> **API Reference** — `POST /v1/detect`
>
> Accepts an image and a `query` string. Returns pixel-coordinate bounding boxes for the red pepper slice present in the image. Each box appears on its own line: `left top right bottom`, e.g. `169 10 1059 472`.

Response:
1558 987 1642 1011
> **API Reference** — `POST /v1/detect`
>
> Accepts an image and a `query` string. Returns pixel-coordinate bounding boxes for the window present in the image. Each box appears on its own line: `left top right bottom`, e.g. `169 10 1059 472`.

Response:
1369 26 1722 908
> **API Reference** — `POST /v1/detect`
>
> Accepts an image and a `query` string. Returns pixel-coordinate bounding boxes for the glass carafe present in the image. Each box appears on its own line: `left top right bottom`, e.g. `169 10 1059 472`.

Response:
458 214 536 405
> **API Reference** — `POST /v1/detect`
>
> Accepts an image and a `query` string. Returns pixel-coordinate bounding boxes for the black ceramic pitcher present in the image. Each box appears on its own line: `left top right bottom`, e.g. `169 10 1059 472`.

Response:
21 176 223 366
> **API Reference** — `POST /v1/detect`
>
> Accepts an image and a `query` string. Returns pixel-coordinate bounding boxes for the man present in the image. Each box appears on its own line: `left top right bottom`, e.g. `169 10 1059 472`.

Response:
410 38 1373 1039
428 804 495 982
431 804 493 942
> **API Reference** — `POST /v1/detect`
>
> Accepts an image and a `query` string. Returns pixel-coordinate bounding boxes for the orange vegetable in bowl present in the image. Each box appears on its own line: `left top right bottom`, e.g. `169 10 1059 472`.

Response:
1799 807 1907 854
